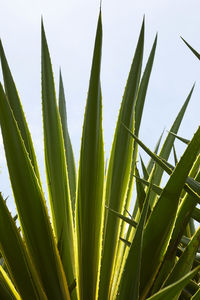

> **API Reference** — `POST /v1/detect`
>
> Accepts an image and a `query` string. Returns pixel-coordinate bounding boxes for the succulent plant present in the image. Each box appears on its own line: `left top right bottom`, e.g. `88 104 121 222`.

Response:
0 9 199 300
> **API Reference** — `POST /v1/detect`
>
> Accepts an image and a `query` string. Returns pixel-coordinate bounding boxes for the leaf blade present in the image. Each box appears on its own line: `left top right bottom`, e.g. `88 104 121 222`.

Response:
140 126 200 298
117 177 153 300
0 84 70 299
146 267 200 300
0 265 20 300
59 71 77 220
41 21 76 291
99 19 145 300
0 193 47 299
0 40 42 186
76 11 104 300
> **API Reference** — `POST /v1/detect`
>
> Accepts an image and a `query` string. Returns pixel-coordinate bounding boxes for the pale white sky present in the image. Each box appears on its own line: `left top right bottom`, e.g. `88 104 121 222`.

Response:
0 0 200 213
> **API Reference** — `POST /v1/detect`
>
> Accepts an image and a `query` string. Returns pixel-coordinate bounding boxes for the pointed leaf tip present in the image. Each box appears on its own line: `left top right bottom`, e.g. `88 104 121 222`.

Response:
41 19 47 44
181 37 200 60
98 7 102 28
154 33 158 43
41 17 44 30
100 0 103 10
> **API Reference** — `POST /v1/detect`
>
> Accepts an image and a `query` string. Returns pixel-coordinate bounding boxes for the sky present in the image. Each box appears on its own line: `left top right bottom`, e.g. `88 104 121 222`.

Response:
0 0 200 214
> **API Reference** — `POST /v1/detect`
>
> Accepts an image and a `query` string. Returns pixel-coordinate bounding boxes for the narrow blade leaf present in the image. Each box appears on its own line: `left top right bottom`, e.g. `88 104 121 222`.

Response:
76 11 104 300
148 85 194 207
164 226 200 291
140 126 200 298
0 193 47 299
117 178 152 300
0 265 20 300
41 21 76 289
0 84 70 299
59 71 77 220
181 37 200 60
106 206 137 228
146 267 200 300
99 19 144 300
0 40 42 186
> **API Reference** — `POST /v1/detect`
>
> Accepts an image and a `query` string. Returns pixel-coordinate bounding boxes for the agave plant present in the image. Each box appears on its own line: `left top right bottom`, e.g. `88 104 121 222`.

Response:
0 9 200 300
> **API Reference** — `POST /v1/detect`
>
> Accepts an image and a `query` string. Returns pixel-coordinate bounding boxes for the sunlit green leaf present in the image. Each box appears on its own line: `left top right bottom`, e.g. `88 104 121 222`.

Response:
148 85 194 207
59 71 77 220
0 265 20 300
0 193 47 299
0 40 42 187
140 127 200 298
117 178 152 300
163 226 200 300
106 206 137 228
99 19 145 300
76 11 104 300
0 83 70 299
41 21 76 292
146 267 200 300
112 37 158 297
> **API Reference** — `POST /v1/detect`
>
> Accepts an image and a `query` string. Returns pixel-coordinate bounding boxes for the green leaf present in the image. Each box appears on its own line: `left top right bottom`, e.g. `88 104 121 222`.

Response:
140 155 149 180
186 279 200 296
148 85 194 207
132 129 164 220
188 218 196 237
134 175 162 195
151 157 200 294
99 19 144 300
134 34 158 137
170 155 200 245
191 287 200 300
0 40 42 187
0 265 20 300
119 238 131 247
146 267 200 300
117 178 152 300
124 33 157 220
172 145 178 165
0 193 47 299
163 226 200 299
180 235 200 252
147 130 164 174
192 207 200 223
140 126 200 298
106 206 137 228
112 36 158 297
135 166 147 213
41 21 76 290
169 131 190 144
76 11 104 300
146 129 164 174
123 124 200 203
0 84 70 299
181 37 200 60
59 71 77 220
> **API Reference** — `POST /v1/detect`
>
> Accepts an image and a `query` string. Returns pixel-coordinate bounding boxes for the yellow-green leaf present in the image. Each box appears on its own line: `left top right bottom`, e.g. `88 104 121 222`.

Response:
76 11 104 300
41 21 76 292
140 126 200 298
59 71 77 220
146 267 200 300
0 84 70 299
99 19 144 300
0 193 47 299
0 40 42 187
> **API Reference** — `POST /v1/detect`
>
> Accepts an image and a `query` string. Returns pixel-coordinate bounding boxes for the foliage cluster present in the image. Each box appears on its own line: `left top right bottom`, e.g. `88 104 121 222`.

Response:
0 10 200 300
